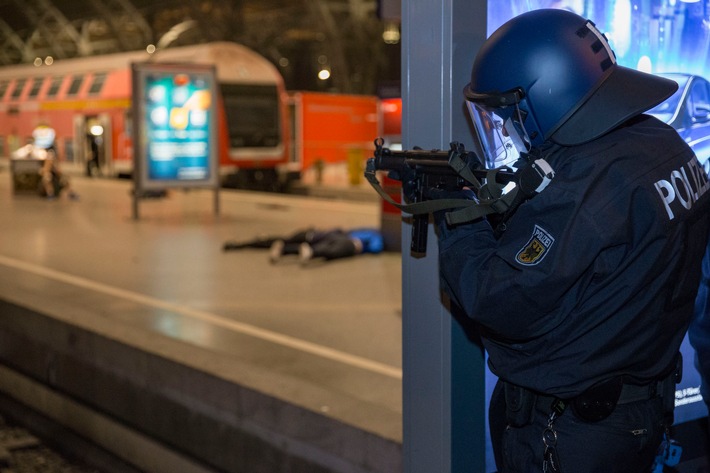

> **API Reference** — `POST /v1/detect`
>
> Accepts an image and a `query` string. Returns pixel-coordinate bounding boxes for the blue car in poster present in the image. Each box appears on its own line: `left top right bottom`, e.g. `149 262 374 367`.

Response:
647 73 710 172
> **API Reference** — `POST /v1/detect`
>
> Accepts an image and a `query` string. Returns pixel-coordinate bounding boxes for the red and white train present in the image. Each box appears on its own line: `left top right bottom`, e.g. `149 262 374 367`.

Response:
0 41 400 190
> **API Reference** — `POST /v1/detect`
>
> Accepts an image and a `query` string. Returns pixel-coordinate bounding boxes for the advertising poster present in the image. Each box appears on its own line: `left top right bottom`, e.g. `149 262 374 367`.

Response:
484 0 709 469
132 62 218 190
489 0 710 80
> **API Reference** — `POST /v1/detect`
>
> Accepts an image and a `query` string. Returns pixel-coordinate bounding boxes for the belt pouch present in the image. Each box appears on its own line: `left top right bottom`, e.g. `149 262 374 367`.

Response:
504 383 536 427
572 376 623 422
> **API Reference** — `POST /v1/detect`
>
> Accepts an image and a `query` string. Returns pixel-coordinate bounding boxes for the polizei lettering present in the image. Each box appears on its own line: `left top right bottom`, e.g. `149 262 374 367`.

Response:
654 155 710 220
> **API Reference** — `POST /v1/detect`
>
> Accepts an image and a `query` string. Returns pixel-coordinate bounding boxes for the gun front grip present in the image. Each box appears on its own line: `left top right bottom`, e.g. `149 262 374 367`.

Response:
411 213 429 254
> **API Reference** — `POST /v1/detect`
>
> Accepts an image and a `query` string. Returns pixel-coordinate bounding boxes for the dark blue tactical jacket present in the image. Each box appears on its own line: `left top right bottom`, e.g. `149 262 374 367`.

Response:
438 114 710 398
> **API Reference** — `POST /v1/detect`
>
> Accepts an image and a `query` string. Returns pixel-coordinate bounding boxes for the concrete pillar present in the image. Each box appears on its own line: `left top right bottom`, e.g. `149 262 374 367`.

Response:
401 0 489 472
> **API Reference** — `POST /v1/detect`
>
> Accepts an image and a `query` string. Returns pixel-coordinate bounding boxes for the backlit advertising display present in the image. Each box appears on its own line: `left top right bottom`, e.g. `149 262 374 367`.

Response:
489 1 710 79
132 62 218 190
484 1 709 470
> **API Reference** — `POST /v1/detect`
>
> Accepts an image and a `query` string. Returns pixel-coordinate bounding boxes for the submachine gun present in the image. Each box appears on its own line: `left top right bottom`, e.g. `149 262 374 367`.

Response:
364 137 554 253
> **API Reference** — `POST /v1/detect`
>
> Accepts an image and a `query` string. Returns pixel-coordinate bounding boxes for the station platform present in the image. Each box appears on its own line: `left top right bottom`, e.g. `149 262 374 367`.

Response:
0 167 403 473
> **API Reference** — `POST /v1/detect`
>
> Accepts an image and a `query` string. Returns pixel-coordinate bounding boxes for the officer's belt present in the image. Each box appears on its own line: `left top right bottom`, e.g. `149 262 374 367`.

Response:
506 379 666 411
503 372 677 425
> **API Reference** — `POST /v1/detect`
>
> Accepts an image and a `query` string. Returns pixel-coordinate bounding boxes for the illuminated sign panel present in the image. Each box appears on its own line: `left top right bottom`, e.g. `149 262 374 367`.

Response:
489 1 710 78
132 62 218 190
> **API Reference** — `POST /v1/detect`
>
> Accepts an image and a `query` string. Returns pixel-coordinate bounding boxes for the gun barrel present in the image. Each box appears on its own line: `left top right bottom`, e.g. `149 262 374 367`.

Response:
375 151 450 169
374 153 515 183
403 158 450 167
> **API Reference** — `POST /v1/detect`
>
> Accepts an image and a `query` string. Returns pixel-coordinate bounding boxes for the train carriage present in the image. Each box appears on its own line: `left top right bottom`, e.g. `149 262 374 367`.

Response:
0 42 292 189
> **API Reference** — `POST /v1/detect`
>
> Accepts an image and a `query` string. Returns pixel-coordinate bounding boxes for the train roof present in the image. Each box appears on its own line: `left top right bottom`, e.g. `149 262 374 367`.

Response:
0 42 282 85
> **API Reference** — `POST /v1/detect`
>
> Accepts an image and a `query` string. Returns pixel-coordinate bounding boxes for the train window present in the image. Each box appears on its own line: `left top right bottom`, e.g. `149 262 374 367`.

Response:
220 83 280 148
46 76 64 98
67 76 84 96
88 73 106 96
28 78 44 99
46 76 63 98
11 78 26 100
0 81 8 100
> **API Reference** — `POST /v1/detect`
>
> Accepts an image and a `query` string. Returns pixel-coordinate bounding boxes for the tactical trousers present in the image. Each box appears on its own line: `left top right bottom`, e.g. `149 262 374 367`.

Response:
489 380 666 473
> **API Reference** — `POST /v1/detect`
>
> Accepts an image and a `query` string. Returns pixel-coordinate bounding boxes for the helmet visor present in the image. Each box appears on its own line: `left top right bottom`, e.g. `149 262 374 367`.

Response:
467 101 531 169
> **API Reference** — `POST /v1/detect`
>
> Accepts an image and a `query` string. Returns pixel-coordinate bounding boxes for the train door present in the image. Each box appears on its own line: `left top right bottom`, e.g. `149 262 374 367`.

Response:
72 115 86 174
73 114 112 177
96 114 112 177
286 94 303 171
70 115 86 175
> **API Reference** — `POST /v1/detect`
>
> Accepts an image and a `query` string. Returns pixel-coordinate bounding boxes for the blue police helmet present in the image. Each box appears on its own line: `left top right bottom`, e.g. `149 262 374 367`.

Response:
463 9 678 147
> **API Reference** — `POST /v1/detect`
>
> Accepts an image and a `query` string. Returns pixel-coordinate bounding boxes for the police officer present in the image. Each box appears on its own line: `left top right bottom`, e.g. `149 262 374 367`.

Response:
435 9 710 472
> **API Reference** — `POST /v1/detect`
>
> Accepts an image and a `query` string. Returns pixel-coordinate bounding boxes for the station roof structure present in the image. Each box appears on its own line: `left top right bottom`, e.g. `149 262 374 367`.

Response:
0 0 396 94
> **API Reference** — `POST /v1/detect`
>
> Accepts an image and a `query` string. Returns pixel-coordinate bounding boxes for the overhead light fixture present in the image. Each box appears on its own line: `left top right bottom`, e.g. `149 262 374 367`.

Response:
318 68 331 81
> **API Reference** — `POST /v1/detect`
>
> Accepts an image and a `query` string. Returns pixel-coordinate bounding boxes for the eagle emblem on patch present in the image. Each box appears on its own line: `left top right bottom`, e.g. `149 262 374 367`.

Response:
515 225 555 266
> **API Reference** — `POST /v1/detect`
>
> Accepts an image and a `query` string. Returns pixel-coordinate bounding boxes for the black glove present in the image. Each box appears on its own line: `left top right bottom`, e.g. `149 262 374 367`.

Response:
387 167 419 203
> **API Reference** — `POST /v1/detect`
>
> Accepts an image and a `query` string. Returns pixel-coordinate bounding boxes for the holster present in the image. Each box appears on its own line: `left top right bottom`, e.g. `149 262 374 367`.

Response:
571 376 624 423
572 354 683 424
504 382 537 427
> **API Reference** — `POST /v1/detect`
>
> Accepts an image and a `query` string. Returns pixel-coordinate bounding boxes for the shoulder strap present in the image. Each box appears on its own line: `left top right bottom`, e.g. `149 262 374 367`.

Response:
364 166 519 223
364 154 555 226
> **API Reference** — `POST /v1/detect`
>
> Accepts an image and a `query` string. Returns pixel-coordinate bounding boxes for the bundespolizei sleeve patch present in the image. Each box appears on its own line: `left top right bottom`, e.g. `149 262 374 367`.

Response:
515 224 555 266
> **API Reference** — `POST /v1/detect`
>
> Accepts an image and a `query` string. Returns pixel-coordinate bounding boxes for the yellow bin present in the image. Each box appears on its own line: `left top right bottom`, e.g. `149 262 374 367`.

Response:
347 148 364 186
